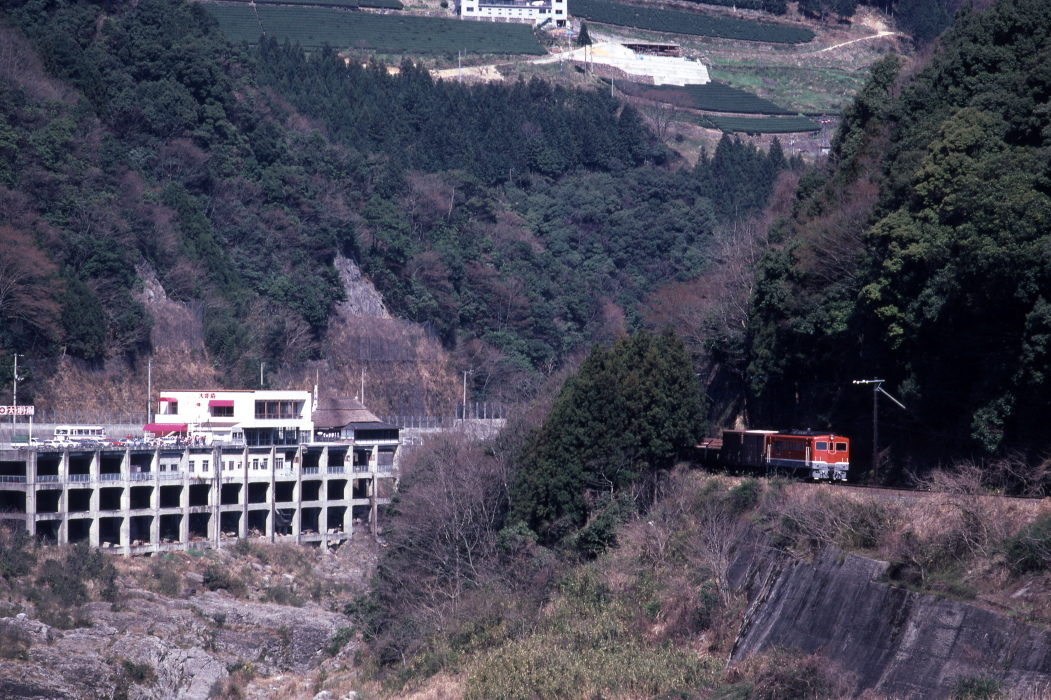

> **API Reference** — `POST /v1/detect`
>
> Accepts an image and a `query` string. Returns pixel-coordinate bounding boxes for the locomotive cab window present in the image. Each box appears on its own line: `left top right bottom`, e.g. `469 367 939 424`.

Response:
816 441 828 451
835 442 847 452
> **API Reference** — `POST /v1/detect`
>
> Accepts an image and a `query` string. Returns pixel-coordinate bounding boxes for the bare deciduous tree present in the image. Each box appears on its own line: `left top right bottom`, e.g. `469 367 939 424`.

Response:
0 226 60 338
386 432 511 606
687 496 756 607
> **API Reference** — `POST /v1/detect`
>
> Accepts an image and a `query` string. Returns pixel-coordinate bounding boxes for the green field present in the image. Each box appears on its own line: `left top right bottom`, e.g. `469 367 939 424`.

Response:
572 0 813 44
204 4 545 54
206 0 404 8
707 115 819 133
621 82 793 115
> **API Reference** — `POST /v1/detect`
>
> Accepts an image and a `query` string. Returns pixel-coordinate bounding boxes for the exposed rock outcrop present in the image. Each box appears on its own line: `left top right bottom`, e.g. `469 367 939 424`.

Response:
0 589 349 699
732 547 1051 698
333 254 389 320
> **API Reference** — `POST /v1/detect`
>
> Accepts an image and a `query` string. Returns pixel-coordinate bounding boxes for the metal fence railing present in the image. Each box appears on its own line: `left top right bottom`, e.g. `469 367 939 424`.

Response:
3 410 149 425
383 403 508 429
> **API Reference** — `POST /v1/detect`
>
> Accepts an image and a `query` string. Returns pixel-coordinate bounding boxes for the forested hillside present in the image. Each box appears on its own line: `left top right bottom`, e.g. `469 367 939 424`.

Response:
0 0 791 411
745 0 1051 474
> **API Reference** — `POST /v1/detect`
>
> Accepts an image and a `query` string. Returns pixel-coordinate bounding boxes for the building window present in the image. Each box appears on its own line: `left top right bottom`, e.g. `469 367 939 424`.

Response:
211 405 233 418
252 459 259 470
189 460 195 473
262 458 268 470
160 464 167 472
254 400 301 420
202 459 209 472
276 457 284 471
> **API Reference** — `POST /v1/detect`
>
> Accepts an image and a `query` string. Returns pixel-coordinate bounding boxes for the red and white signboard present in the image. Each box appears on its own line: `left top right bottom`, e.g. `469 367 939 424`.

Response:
0 406 35 416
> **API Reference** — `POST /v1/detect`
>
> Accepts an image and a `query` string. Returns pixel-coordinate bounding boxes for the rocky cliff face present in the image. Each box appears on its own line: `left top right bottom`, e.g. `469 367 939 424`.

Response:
0 590 349 699
731 547 1051 698
0 540 374 700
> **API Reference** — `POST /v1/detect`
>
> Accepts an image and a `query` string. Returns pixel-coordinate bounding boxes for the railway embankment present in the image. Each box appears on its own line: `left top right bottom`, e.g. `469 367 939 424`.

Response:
731 545 1051 698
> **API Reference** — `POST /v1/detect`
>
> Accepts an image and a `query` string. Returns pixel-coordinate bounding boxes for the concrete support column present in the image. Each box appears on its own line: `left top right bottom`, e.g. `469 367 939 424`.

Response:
240 447 248 539
89 487 100 547
57 483 69 545
212 447 221 550
25 452 36 538
321 502 329 546
268 447 276 543
24 489 36 538
294 467 303 544
150 481 160 550
180 477 190 544
120 484 131 555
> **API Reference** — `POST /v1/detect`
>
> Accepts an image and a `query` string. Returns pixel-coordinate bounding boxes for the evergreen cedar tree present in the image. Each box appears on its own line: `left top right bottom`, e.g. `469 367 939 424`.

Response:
510 330 704 538
747 0 1051 466
577 21 592 46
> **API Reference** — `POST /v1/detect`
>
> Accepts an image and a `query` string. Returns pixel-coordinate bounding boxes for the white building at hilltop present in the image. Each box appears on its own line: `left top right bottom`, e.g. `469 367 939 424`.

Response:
457 0 567 27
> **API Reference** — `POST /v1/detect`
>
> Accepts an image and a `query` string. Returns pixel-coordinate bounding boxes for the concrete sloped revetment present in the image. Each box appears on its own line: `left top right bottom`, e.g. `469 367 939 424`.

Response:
730 546 1051 698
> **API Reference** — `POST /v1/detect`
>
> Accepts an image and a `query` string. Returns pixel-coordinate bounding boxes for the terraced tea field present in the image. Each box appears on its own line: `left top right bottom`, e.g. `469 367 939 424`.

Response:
572 0 814 44
707 115 820 133
621 82 793 115
203 4 545 54
208 0 403 8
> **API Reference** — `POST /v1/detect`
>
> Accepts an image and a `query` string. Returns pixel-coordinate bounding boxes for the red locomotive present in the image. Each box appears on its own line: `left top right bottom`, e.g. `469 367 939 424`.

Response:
696 430 850 481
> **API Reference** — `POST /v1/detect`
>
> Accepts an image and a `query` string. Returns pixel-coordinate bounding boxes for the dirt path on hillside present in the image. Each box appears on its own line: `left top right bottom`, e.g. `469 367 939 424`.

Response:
813 30 900 53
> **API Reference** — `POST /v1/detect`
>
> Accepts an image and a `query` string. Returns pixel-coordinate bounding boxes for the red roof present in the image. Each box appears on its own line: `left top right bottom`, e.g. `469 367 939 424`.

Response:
157 397 177 402
208 399 235 407
143 423 187 435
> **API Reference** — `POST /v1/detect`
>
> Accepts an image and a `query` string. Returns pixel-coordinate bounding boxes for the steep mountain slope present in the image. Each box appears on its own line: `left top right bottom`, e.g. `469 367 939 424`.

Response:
0 0 791 412
745 0 1051 473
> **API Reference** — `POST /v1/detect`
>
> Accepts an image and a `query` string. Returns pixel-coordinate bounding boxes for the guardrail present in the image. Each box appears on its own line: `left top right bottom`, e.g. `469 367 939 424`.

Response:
99 473 122 481
68 474 90 482
129 473 153 481
302 467 320 474
327 466 345 474
0 475 26 483
36 474 60 483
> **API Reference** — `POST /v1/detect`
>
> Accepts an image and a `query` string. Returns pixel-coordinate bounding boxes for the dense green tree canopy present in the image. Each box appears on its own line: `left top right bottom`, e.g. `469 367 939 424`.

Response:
747 0 1051 470
510 330 704 536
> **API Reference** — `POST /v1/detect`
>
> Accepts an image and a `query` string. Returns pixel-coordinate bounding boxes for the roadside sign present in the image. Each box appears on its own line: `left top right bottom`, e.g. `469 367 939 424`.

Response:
0 406 35 416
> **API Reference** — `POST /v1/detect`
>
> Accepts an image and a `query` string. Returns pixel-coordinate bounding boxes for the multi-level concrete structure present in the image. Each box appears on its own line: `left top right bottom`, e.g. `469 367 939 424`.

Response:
0 394 399 555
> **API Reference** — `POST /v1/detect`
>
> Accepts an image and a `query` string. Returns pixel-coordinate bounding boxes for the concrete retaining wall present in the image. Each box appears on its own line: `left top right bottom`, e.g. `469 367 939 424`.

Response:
731 547 1051 698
